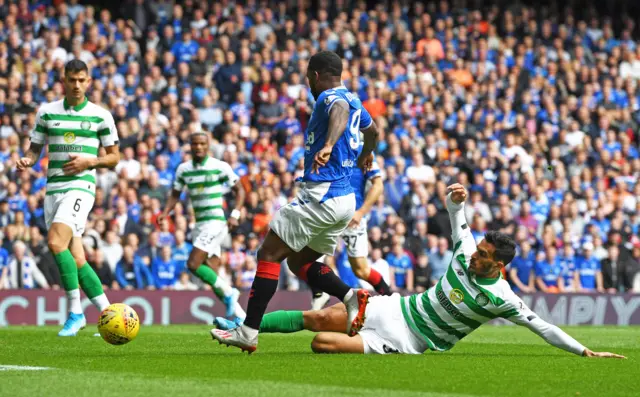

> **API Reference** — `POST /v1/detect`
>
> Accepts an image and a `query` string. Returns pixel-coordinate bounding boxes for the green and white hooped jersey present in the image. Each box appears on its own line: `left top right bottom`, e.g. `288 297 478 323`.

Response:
30 98 119 197
173 156 240 225
401 197 527 352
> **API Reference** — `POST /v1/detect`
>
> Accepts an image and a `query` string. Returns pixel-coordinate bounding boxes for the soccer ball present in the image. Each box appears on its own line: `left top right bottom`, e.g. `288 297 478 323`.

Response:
98 303 140 345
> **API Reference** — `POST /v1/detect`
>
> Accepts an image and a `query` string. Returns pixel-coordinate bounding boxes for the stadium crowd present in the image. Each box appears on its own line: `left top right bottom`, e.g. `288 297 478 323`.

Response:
1 0 640 295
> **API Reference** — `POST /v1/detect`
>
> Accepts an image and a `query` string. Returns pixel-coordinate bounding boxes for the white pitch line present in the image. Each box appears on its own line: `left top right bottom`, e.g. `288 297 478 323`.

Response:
0 365 52 371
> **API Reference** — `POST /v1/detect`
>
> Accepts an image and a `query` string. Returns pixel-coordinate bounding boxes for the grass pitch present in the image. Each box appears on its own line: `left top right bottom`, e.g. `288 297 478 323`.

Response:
0 325 637 397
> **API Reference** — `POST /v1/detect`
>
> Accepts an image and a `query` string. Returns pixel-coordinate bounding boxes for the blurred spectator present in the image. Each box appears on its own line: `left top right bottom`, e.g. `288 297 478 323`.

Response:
115 245 154 290
112 198 141 237
413 253 432 293
174 271 198 291
89 249 116 290
3 241 48 289
102 230 123 273
171 230 191 271
535 246 562 294
602 244 636 293
236 256 257 290
359 247 391 292
0 200 14 227
152 245 181 290
559 245 578 292
137 231 160 265
387 243 413 292
429 237 453 286
509 241 536 293
576 242 604 293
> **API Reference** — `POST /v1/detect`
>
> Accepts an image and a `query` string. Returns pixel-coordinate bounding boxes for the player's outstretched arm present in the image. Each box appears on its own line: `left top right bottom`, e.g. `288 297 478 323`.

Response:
505 294 626 359
445 183 473 245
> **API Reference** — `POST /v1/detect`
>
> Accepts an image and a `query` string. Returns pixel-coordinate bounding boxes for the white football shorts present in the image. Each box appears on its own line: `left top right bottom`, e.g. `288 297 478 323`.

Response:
44 191 95 237
360 293 428 355
192 221 228 258
270 182 356 256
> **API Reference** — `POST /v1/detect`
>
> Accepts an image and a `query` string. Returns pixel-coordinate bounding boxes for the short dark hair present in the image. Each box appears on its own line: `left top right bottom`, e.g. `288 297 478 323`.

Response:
308 51 342 77
485 230 516 266
190 131 208 141
65 59 89 75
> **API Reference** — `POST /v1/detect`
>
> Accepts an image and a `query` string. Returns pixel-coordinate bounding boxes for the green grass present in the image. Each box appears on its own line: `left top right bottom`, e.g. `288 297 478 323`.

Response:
0 326 637 397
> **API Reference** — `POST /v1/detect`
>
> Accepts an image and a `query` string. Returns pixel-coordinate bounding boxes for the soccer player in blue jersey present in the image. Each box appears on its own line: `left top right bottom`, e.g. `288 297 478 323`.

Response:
211 51 380 353
310 156 391 310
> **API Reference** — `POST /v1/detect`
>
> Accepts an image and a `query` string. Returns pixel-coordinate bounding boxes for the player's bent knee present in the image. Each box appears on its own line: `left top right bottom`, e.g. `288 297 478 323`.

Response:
306 310 330 332
186 260 200 271
257 247 278 264
47 235 67 254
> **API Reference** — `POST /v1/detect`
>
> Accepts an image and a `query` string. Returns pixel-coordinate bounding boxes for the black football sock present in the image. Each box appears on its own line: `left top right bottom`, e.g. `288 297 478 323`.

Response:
244 260 281 330
299 261 350 301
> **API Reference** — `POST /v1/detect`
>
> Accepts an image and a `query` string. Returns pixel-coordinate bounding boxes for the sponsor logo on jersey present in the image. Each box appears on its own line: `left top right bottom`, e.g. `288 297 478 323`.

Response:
449 288 464 304
81 121 91 130
59 144 82 152
456 268 464 276
63 132 76 143
436 289 464 319
342 159 354 167
475 293 489 307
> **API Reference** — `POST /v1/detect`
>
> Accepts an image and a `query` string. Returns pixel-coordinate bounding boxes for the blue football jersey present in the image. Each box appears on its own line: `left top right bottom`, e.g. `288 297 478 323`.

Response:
303 86 373 194
350 158 381 210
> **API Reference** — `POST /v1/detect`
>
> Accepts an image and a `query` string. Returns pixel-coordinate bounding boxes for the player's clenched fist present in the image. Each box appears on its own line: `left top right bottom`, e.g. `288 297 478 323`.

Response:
446 183 468 204
16 157 33 171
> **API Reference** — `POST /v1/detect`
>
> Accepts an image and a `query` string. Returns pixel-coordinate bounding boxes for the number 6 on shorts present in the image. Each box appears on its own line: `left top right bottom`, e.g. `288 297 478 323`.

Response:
73 198 82 212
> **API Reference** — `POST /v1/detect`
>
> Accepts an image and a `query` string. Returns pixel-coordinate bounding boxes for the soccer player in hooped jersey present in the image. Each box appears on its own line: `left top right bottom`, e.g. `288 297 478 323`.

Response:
244 184 625 359
158 132 246 322
211 51 380 352
18 60 120 336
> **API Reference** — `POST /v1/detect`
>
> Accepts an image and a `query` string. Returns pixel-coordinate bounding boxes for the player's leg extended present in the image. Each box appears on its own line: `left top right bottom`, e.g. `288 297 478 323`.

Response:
217 303 349 333
311 333 365 354
211 230 294 352
47 223 86 336
71 237 110 312
189 225 245 320
205 254 245 320
349 256 391 296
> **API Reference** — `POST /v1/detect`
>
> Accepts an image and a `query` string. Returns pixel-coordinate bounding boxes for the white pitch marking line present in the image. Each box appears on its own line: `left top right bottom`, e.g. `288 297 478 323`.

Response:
0 365 52 371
